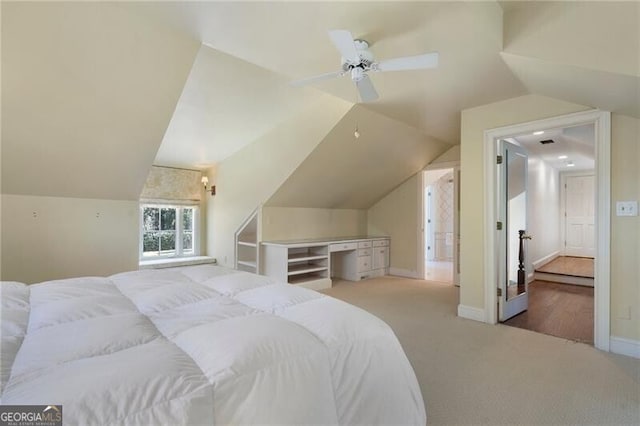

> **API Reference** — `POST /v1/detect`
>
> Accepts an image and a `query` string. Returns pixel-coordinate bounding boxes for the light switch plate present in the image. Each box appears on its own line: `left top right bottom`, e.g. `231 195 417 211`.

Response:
616 201 638 216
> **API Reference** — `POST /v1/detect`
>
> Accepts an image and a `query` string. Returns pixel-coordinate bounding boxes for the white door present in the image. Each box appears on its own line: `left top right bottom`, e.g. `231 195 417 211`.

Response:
498 141 531 321
564 174 595 257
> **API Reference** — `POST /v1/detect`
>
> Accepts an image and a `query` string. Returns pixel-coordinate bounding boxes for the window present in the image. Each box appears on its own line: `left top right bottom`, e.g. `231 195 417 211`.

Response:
141 205 198 258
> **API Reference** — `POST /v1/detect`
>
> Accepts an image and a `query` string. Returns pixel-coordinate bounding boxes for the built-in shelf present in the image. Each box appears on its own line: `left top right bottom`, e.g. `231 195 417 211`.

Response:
238 241 257 248
287 265 328 276
235 208 259 273
288 272 329 285
262 236 390 289
287 254 328 263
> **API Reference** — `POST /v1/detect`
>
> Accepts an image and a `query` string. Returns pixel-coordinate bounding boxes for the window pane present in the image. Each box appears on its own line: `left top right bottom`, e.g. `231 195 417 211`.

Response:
143 208 159 231
183 208 193 231
183 232 193 252
143 232 160 253
160 208 176 231
159 231 176 252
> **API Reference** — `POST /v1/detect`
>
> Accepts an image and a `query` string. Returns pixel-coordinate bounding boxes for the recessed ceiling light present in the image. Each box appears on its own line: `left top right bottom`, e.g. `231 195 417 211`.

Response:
567 162 575 167
558 155 568 159
533 131 545 135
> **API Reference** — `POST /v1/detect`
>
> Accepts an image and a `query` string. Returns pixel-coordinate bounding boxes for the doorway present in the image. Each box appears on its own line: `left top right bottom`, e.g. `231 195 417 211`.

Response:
420 165 460 285
497 125 596 344
482 110 610 351
424 168 454 283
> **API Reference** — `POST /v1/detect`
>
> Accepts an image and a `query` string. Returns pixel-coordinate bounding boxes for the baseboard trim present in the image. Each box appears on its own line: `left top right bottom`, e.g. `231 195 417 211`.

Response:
457 304 486 323
610 336 640 359
532 251 560 270
389 267 419 279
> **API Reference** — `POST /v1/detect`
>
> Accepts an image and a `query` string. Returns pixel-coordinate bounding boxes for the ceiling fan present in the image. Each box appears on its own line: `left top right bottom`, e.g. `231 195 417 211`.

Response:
291 30 439 102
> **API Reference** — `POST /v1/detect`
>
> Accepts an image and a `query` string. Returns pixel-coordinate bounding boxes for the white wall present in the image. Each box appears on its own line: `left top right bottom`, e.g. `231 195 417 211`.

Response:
1 195 139 284
261 207 367 242
527 156 561 268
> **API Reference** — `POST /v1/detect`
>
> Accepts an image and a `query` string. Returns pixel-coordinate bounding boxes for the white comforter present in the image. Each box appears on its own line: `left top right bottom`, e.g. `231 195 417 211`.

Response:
1 265 425 425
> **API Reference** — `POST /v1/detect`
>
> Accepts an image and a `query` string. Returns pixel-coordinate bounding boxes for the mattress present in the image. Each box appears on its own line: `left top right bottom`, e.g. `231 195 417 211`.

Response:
1 265 425 425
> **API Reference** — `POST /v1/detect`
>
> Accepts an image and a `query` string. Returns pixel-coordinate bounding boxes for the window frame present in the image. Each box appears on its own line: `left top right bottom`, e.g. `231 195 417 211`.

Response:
139 203 199 260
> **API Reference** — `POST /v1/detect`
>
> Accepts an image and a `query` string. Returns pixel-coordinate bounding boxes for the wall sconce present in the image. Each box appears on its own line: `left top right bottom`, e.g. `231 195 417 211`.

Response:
201 176 216 196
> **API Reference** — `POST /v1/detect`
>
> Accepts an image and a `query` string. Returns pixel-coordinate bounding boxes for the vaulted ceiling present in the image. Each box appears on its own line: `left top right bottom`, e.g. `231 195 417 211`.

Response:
2 1 638 200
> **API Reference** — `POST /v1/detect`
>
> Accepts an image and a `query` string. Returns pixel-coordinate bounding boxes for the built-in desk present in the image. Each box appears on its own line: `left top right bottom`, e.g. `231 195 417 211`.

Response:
261 236 390 290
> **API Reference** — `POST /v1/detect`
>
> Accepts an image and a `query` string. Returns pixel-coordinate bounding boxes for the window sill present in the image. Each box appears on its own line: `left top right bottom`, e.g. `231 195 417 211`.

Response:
139 256 216 270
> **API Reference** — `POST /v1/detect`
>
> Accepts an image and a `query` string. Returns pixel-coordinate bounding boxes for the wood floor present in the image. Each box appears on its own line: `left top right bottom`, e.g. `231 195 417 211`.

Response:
503 280 594 344
536 256 594 278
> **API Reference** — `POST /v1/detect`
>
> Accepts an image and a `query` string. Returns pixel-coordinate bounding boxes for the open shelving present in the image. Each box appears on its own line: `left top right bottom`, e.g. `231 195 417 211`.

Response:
235 208 259 273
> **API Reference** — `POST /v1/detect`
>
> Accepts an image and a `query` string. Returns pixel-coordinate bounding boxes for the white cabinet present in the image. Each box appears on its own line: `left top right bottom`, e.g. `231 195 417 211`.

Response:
371 239 390 277
262 237 390 288
262 243 330 290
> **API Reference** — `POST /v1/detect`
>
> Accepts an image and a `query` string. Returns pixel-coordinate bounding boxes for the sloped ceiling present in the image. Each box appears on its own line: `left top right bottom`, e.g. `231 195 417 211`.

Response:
265 105 450 209
154 45 325 169
127 0 526 147
1 2 200 199
2 1 637 203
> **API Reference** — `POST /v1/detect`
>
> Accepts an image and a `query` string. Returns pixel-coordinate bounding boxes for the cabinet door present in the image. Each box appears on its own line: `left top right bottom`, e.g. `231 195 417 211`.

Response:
373 247 389 269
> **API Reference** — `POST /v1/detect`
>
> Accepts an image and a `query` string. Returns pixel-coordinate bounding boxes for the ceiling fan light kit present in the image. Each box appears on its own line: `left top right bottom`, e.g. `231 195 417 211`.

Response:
291 29 439 103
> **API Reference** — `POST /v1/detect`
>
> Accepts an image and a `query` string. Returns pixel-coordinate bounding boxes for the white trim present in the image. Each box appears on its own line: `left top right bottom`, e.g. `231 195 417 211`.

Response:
424 160 460 170
419 164 461 285
532 251 561 270
457 304 486 322
139 256 215 270
483 109 611 352
609 336 640 359
390 267 420 279
417 171 426 280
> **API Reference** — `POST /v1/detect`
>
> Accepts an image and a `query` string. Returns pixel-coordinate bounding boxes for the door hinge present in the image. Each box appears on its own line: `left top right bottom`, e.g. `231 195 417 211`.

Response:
497 221 503 230
497 288 502 297
497 155 503 164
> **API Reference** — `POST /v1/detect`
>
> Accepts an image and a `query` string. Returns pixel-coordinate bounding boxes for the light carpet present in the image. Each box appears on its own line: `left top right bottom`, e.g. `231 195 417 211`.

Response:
322 276 640 425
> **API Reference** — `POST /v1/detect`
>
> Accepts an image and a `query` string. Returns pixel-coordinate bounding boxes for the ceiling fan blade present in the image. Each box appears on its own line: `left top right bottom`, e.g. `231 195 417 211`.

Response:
376 52 439 72
328 29 359 63
290 70 343 87
356 75 379 103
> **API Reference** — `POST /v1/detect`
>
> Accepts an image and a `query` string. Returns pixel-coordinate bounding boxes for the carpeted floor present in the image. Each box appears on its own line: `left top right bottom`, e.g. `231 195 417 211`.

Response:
322 276 640 425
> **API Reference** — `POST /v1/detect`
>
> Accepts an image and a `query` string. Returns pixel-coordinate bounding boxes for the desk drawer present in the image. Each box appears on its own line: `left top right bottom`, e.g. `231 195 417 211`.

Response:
373 239 389 247
358 248 372 257
329 242 357 252
357 241 372 249
358 255 372 272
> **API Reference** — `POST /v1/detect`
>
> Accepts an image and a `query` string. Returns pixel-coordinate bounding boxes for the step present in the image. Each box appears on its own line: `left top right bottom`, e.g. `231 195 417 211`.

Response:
534 271 594 287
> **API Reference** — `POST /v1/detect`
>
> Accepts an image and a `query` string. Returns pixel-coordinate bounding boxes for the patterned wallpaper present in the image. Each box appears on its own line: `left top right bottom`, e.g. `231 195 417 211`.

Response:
140 166 203 201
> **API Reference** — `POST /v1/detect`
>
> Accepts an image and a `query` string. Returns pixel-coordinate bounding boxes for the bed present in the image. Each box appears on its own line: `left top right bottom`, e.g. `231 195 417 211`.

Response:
1 265 425 425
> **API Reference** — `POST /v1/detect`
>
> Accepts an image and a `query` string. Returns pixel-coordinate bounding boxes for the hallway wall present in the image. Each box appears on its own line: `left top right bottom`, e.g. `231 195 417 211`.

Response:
527 156 561 269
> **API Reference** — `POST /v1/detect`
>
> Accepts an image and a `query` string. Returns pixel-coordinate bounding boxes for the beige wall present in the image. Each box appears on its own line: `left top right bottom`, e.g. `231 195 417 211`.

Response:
610 114 640 340
459 94 640 341
1 195 139 284
262 207 367 242
368 174 420 275
207 96 352 267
